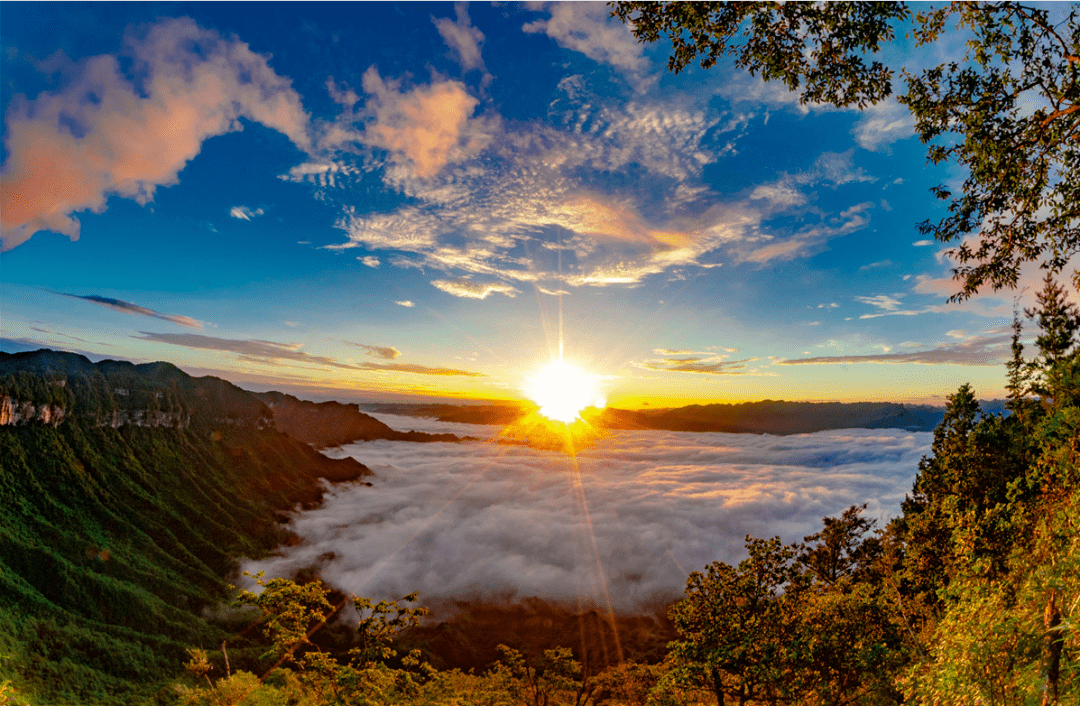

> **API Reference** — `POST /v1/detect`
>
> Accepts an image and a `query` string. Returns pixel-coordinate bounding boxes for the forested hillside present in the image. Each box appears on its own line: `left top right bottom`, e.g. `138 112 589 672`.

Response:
0 350 371 704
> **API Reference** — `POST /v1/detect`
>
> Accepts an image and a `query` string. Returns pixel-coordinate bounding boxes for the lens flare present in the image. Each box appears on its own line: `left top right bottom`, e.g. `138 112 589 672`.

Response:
525 359 605 423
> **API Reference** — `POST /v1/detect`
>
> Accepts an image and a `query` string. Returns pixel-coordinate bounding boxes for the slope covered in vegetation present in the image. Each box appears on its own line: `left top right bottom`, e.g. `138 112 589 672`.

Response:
0 350 370 704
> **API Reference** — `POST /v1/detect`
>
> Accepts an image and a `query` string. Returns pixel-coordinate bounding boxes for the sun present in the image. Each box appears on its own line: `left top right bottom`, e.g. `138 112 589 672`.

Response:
524 359 606 423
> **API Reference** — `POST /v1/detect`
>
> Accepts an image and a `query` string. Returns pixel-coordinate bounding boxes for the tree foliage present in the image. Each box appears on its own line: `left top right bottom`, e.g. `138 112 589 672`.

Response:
612 1 1080 300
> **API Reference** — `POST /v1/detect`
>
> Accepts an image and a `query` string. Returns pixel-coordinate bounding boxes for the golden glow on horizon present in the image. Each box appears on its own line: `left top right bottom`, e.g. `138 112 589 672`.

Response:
524 359 606 423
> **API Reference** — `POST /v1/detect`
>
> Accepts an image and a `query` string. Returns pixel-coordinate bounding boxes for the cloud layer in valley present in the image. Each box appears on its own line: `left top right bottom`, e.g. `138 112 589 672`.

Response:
244 415 928 612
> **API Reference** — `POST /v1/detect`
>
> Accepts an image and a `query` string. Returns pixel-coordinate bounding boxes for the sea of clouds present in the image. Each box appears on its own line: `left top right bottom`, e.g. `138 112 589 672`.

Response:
243 414 930 613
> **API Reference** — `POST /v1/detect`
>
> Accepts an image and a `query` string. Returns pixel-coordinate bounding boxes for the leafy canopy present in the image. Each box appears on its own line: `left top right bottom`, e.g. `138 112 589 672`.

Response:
611 1 1080 300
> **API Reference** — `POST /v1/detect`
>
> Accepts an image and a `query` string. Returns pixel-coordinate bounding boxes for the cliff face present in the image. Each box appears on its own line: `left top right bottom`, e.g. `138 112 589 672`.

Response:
0 349 373 703
0 349 273 431
0 396 67 426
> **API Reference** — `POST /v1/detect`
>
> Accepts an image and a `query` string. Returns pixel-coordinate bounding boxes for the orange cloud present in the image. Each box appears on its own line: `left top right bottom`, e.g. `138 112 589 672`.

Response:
361 67 481 179
1 17 311 251
558 195 694 249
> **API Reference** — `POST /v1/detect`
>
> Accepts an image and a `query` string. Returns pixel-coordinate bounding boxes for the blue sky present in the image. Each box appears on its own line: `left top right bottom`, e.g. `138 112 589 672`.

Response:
1 2 1046 406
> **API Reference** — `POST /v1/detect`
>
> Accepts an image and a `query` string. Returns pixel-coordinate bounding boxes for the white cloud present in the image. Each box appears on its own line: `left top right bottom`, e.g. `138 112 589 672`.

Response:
1 17 311 251
359 256 380 268
278 161 359 192
357 68 486 179
737 202 874 264
346 342 401 360
523 2 652 88
749 183 807 208
431 278 519 299
855 294 904 312
245 420 927 611
328 94 744 286
634 352 762 375
230 206 264 221
797 150 875 188
913 240 935 247
779 331 1012 367
135 332 357 369
433 2 487 74
318 78 880 290
395 300 415 308
851 98 915 152
717 69 812 115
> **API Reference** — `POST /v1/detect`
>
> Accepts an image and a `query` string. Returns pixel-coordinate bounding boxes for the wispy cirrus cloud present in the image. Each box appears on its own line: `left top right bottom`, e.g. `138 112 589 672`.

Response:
736 202 874 265
855 294 905 312
346 342 401 360
357 361 482 377
853 292 954 320
851 99 915 152
523 2 652 88
311 61 878 295
134 332 355 368
135 331 482 376
431 278 519 299
635 350 761 375
62 293 203 328
230 206 264 221
778 331 1013 367
1 17 311 251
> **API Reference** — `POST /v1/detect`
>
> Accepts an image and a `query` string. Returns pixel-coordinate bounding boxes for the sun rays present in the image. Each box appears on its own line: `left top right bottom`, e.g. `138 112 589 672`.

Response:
524 358 606 423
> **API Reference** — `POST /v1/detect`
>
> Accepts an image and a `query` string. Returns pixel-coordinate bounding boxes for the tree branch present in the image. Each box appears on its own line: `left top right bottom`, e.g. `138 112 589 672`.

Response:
1040 103 1080 127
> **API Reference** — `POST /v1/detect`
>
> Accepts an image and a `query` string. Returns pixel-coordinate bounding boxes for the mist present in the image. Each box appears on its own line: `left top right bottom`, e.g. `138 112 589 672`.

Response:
243 414 929 612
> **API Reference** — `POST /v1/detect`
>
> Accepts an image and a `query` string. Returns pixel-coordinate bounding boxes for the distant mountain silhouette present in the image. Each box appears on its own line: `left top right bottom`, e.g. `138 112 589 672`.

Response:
593 400 943 434
252 390 469 447
364 399 1007 435
362 401 533 426
0 348 467 447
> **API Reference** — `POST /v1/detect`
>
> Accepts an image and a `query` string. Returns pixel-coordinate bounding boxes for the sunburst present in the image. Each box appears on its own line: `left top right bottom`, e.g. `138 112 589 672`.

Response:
525 358 605 423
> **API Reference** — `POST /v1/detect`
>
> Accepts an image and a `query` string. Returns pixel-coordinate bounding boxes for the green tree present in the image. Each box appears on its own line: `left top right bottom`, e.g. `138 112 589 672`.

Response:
1026 273 1080 391
233 574 428 705
797 503 882 588
611 1 1080 300
493 645 585 706
794 506 905 706
667 514 906 706
666 536 801 705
